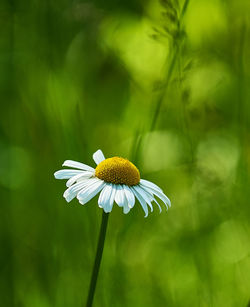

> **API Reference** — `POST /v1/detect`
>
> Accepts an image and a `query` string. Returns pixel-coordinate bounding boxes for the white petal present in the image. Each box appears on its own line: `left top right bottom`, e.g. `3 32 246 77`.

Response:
98 185 107 208
54 169 84 179
153 198 162 213
123 185 135 208
140 184 171 209
63 180 90 202
133 185 153 212
107 184 116 213
122 198 130 214
115 185 125 207
66 171 94 187
93 149 105 165
77 178 102 199
140 179 169 205
62 160 95 172
77 180 105 205
131 187 149 218
140 179 163 193
139 185 162 213
98 184 113 213
65 178 95 195
101 184 116 213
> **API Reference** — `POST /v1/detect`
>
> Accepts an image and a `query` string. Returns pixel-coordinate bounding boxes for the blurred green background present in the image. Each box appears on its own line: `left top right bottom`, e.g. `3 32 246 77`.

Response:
1 0 250 306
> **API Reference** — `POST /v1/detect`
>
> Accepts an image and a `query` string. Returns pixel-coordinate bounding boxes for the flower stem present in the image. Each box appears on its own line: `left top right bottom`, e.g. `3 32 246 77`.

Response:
86 211 109 307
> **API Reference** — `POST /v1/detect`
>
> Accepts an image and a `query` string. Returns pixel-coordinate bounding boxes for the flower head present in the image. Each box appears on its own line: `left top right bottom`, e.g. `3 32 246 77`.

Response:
54 149 171 217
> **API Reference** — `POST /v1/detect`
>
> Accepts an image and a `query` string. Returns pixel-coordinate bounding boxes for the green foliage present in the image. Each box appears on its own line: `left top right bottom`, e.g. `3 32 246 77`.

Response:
0 0 249 306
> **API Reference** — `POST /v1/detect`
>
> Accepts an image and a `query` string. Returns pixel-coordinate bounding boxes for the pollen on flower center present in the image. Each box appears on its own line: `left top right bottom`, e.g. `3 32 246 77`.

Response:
95 157 140 186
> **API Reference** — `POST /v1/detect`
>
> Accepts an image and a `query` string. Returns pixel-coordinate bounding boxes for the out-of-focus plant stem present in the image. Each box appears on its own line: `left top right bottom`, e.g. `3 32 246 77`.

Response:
150 0 189 131
133 0 190 164
237 21 248 187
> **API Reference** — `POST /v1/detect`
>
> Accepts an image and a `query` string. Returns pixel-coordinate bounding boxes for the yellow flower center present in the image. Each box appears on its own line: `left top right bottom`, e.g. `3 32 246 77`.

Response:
95 157 140 186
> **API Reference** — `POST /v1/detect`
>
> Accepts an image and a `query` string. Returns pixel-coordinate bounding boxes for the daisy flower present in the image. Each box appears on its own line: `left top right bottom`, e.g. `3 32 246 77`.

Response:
54 149 171 217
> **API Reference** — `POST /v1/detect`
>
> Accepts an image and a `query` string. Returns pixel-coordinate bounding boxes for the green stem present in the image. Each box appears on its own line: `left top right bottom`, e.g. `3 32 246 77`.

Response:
86 211 109 307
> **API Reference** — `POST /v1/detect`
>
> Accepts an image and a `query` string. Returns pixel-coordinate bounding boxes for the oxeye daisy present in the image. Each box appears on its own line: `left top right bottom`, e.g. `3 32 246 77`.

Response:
54 149 171 217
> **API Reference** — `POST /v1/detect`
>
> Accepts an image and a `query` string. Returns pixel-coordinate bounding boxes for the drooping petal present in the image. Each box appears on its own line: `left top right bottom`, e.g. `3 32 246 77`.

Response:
133 185 153 212
54 169 84 179
98 184 113 213
122 197 130 214
63 180 91 202
141 179 169 204
140 184 171 209
66 171 94 187
77 179 105 205
123 185 135 208
138 184 162 213
114 185 125 207
98 185 107 208
62 160 95 172
93 149 105 165
76 178 103 200
107 184 117 213
140 179 163 193
131 187 149 218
